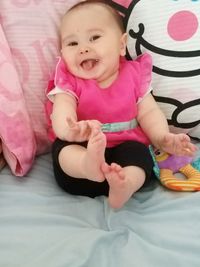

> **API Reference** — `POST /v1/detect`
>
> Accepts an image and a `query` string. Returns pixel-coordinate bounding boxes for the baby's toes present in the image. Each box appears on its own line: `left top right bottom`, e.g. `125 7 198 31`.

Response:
110 163 122 172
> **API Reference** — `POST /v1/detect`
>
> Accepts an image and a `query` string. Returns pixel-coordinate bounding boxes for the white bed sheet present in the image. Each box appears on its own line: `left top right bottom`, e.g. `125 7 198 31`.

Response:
0 153 200 267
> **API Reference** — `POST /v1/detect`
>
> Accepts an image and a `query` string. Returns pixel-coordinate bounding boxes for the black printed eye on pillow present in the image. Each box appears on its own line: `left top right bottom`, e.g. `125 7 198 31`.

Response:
109 0 200 142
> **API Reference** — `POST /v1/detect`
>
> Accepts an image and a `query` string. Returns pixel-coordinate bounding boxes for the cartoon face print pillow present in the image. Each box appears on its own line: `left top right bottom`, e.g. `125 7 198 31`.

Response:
109 0 200 141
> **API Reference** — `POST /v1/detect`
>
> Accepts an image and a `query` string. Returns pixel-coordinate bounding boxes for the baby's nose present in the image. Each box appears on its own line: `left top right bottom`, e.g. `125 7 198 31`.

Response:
79 47 89 54
167 10 198 41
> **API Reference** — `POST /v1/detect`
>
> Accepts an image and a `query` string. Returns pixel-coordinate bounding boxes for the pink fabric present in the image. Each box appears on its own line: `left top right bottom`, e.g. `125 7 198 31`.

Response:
47 53 152 147
0 141 6 170
0 23 36 175
0 0 80 175
112 0 131 8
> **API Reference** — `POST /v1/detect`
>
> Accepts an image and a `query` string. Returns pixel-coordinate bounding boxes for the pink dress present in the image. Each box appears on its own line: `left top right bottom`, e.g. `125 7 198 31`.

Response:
46 53 152 147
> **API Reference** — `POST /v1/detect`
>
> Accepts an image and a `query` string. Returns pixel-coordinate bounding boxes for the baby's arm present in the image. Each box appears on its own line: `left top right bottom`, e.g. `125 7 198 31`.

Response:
51 93 101 142
137 94 197 156
51 93 91 142
51 93 77 140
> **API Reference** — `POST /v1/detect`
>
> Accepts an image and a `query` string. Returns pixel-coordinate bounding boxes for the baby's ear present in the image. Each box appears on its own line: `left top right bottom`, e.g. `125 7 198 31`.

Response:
120 33 127 56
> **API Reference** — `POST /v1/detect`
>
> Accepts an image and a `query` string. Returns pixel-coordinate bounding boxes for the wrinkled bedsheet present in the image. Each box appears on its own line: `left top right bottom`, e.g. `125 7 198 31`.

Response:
0 151 200 267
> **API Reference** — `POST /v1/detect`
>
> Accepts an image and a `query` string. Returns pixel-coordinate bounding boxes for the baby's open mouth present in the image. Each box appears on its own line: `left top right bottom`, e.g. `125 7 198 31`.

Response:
80 59 99 71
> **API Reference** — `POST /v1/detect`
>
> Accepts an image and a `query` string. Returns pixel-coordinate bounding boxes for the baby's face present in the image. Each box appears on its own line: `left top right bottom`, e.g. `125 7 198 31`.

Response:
61 4 126 87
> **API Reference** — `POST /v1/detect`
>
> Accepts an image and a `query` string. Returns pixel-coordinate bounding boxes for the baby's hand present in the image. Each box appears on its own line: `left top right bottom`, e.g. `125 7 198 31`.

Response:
66 118 101 142
159 133 197 156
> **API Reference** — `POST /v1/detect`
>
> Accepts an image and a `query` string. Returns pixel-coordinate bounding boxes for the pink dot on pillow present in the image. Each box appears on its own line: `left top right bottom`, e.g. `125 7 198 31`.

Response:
167 11 198 41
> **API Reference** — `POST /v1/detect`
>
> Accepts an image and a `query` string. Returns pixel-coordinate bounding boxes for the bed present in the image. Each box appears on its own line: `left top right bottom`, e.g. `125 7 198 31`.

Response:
1 150 200 267
0 1 200 266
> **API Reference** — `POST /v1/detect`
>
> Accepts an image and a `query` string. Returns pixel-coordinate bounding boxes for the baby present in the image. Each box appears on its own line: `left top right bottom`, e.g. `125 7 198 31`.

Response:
46 0 197 209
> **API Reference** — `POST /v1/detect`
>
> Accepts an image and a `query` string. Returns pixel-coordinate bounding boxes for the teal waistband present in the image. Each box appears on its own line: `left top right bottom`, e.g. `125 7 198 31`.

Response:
101 118 138 133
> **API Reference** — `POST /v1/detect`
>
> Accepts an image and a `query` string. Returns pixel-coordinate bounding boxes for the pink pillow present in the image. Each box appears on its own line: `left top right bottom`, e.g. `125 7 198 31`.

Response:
0 141 6 170
0 0 80 175
0 23 36 175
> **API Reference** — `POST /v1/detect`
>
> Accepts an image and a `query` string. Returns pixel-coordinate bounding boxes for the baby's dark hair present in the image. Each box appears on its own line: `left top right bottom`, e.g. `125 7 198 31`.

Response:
66 0 125 33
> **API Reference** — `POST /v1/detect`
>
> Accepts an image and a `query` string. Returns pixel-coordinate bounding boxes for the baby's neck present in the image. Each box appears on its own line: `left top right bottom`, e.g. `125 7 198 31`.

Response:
97 70 119 89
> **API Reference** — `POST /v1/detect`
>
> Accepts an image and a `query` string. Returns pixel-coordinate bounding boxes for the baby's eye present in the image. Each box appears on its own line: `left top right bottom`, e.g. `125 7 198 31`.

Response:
90 35 101 42
68 41 78 46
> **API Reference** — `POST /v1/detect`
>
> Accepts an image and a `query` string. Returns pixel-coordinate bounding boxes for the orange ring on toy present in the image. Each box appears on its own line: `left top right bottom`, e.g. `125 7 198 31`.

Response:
159 165 200 191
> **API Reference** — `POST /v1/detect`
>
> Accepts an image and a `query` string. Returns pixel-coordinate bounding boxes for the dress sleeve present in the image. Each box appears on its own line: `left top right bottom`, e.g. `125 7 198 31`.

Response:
134 53 153 101
53 57 80 100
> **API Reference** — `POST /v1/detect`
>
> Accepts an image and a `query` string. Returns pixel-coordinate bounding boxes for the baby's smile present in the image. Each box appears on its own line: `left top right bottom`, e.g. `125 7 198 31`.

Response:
80 58 99 71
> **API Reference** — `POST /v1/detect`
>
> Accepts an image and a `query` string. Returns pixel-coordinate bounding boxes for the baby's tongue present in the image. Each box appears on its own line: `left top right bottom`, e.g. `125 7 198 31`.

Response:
82 59 96 70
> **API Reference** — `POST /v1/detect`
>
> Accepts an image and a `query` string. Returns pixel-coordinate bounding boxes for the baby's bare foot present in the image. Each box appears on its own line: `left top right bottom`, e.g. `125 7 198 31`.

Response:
102 162 134 209
83 129 106 182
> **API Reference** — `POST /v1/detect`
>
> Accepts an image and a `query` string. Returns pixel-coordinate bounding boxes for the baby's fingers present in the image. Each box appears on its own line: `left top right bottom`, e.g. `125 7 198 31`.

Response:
66 117 77 129
180 134 197 151
87 120 102 131
182 142 198 155
78 121 91 136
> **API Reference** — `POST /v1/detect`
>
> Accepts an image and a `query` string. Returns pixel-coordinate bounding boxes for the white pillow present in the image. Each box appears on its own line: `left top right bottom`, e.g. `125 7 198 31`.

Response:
110 0 200 141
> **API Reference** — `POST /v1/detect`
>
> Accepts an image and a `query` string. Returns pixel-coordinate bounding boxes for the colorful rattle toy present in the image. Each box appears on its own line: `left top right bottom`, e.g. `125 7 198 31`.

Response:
152 148 200 191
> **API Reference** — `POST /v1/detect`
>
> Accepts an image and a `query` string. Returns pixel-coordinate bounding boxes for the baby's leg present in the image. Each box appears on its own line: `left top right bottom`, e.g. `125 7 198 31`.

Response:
59 129 106 182
102 163 145 209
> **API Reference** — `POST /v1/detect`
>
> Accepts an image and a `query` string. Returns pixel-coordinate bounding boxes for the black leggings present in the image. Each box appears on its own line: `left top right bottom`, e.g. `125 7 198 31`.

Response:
52 139 155 198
